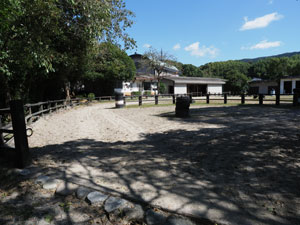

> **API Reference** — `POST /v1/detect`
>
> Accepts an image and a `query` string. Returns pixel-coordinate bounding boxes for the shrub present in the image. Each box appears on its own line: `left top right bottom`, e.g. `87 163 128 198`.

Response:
75 95 85 99
143 90 152 96
159 83 166 94
131 91 141 96
88 93 95 101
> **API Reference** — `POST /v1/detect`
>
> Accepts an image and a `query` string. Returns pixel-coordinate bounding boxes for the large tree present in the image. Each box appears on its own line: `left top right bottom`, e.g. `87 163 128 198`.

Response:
84 42 136 96
0 0 135 104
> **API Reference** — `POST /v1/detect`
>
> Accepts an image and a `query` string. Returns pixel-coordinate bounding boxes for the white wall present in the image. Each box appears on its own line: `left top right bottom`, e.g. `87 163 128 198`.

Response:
207 84 222 94
174 83 187 94
280 78 300 94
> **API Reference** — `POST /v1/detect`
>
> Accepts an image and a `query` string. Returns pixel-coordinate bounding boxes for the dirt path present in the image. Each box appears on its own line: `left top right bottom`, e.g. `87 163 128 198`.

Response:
29 103 300 225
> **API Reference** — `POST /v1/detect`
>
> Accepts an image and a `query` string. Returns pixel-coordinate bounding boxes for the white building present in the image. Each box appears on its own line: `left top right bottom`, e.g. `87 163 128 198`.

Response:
280 75 300 94
161 76 226 95
248 78 278 94
114 53 226 95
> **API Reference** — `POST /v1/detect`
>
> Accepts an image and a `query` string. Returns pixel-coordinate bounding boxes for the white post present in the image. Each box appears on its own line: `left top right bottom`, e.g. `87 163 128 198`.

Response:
292 80 296 93
280 80 284 94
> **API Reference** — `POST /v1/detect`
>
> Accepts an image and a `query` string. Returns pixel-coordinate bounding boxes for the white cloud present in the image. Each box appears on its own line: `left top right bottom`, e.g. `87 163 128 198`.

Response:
184 42 219 58
173 43 181 50
268 0 274 5
240 12 283 31
242 40 282 50
143 43 151 48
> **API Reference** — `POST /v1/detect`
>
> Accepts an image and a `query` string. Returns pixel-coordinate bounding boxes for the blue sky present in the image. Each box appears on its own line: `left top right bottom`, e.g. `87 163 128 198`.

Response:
125 0 300 66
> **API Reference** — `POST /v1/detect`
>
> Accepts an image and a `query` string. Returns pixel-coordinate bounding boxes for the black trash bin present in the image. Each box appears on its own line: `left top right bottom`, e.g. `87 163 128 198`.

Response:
176 96 190 117
115 93 124 108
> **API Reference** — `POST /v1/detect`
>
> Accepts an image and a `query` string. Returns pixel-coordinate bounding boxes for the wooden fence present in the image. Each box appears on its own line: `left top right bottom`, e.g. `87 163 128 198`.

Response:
123 92 300 107
0 96 116 168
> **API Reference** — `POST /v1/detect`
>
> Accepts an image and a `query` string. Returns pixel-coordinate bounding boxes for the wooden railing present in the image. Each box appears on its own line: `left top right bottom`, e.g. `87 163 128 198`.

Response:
123 92 300 107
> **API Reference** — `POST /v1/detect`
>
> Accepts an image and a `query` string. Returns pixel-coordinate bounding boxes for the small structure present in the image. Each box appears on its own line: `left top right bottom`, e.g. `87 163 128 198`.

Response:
161 76 226 95
280 75 300 94
248 78 278 95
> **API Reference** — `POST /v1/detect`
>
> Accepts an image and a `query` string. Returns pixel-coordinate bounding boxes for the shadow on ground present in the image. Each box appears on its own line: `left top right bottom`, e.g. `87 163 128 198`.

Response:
25 106 300 225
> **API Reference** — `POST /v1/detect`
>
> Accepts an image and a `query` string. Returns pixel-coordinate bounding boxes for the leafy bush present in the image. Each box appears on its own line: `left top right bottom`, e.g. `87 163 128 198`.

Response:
76 95 86 99
131 91 141 96
143 90 152 96
159 83 166 94
88 93 95 101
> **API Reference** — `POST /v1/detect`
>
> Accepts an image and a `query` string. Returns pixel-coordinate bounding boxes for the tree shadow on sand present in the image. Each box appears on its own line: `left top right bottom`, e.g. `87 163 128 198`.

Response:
27 105 300 225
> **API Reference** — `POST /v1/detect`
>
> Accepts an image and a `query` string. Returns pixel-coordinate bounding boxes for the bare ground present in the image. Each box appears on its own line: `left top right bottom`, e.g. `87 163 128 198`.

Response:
26 103 300 225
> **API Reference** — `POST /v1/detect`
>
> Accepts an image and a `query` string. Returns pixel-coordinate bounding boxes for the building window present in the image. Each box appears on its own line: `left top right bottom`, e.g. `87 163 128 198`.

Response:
144 82 151 90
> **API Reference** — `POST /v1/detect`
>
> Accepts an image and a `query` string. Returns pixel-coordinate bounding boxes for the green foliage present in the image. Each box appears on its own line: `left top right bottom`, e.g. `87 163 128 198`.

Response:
0 0 135 106
181 64 202 77
131 91 141 96
224 69 250 93
143 90 152 96
194 55 300 93
87 93 95 101
159 82 167 94
87 42 136 81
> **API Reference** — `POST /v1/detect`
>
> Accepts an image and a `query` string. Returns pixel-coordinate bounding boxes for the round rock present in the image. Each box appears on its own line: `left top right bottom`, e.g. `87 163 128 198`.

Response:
43 179 62 190
76 186 92 199
104 196 129 213
86 191 108 205
123 204 144 221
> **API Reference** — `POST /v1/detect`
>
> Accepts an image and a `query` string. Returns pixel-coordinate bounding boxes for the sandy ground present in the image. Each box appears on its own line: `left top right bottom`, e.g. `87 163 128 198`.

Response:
28 102 300 225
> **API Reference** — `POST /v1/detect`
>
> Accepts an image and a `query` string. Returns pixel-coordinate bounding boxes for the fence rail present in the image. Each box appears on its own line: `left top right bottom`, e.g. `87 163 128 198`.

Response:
122 92 299 107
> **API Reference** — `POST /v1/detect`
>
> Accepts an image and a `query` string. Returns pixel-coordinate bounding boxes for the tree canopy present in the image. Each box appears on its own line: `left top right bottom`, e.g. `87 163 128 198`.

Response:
0 0 135 106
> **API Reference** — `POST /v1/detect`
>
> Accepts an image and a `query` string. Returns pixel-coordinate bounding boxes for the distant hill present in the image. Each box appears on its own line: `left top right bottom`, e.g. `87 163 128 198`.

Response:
240 51 300 63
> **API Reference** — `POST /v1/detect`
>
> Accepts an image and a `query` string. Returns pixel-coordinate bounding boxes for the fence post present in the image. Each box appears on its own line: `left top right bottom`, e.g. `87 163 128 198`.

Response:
139 95 142 106
241 94 245 104
172 95 176 104
189 93 193 104
48 101 52 113
276 93 280 105
206 94 210 104
39 104 43 117
224 93 227 104
10 100 30 168
27 106 33 124
259 94 263 105
155 95 158 105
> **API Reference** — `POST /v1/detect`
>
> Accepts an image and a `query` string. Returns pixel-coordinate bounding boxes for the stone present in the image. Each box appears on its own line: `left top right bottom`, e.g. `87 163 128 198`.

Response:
145 209 168 225
104 196 128 213
123 204 144 221
18 169 31 176
43 179 61 190
166 216 196 225
76 186 92 199
35 175 50 185
86 191 108 205
55 182 79 196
